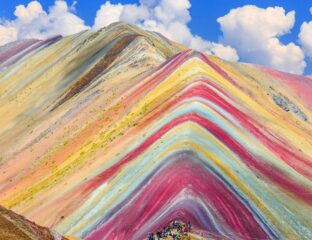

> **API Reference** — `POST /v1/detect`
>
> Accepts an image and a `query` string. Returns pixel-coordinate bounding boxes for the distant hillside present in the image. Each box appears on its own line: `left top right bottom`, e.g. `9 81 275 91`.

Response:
0 205 64 240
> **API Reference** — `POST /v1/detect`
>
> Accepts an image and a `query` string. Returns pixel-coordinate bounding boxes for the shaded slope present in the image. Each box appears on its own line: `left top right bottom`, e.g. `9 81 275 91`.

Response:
0 23 311 240
0 22 182 145
0 205 63 240
50 34 140 110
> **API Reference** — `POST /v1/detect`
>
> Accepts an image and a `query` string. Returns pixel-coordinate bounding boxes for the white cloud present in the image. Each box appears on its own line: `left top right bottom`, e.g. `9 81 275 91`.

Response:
0 0 89 46
299 8 312 58
0 25 17 47
153 0 191 24
210 43 239 62
300 22 312 57
93 1 124 31
217 5 306 74
93 0 239 62
14 1 43 24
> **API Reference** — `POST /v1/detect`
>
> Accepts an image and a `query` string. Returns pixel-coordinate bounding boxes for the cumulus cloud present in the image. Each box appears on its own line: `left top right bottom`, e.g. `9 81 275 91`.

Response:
93 0 239 62
0 25 17 47
300 22 312 57
299 8 312 58
93 2 125 31
210 43 239 62
217 5 306 74
0 0 89 46
14 1 44 24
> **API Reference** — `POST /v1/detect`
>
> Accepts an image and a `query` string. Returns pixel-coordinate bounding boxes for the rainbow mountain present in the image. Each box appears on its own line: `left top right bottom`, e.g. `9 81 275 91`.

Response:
0 22 312 240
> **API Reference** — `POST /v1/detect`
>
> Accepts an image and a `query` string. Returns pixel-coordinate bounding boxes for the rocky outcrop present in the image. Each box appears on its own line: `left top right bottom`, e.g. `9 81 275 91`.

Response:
0 206 65 240
273 94 308 121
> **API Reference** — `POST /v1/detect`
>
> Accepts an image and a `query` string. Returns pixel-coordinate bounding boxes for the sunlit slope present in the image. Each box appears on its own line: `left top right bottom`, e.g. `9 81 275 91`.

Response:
0 23 312 240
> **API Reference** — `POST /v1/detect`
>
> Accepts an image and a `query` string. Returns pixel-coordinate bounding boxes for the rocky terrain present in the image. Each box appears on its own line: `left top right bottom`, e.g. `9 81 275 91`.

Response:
0 205 64 240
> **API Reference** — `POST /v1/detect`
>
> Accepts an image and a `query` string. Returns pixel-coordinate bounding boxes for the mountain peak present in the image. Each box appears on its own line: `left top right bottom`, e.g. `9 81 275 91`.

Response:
0 22 312 240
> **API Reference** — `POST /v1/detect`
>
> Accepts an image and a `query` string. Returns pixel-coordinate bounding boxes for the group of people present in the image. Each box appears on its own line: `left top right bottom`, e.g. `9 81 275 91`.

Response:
147 220 192 240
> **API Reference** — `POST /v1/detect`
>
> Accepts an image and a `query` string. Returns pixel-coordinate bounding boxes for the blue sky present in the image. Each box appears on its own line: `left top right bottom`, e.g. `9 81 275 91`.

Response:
0 0 311 75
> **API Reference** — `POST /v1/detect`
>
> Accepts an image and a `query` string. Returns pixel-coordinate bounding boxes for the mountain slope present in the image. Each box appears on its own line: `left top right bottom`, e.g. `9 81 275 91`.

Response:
0 205 64 240
0 22 312 240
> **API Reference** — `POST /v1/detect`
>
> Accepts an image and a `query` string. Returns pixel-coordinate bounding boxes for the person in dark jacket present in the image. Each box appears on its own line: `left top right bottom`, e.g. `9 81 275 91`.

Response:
187 221 192 231
148 232 155 240
156 231 162 239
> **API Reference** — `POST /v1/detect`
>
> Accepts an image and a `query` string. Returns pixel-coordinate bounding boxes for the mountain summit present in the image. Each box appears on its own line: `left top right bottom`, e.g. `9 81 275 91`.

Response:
0 22 312 240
